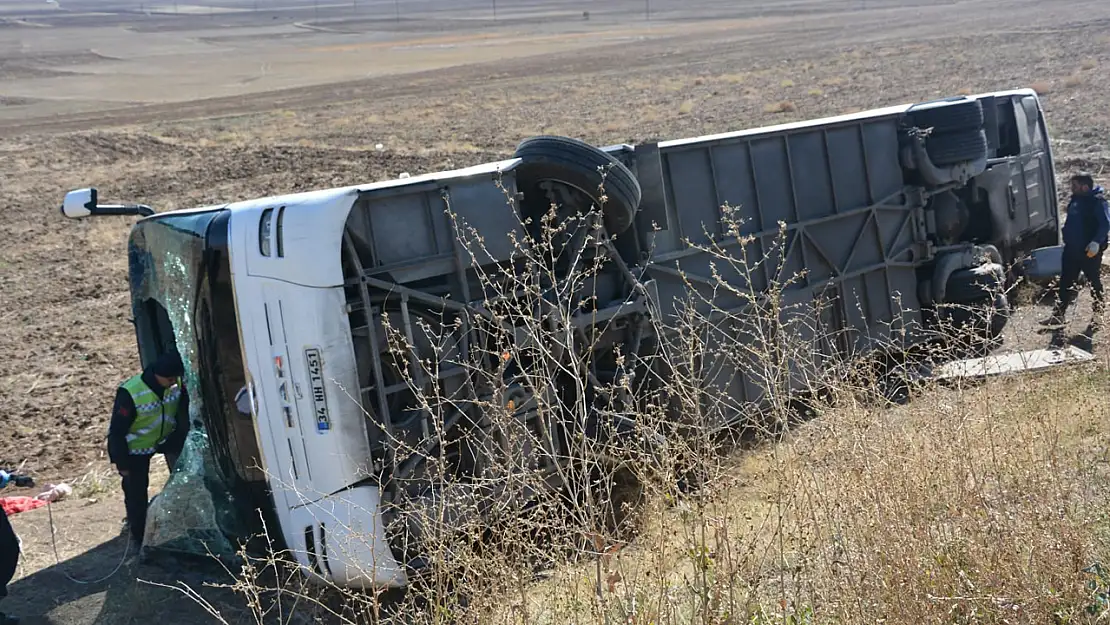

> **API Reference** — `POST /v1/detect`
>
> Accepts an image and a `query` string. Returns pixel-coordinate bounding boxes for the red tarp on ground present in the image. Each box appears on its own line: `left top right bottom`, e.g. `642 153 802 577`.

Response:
0 496 47 516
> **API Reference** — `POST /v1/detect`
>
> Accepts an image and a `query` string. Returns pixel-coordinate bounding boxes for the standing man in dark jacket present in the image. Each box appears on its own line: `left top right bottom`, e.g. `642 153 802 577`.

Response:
1042 173 1110 326
0 469 34 625
107 349 190 549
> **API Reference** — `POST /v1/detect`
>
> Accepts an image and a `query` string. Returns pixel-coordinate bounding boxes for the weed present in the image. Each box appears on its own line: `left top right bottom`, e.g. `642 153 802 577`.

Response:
1030 81 1052 95
763 101 797 114
72 467 114 499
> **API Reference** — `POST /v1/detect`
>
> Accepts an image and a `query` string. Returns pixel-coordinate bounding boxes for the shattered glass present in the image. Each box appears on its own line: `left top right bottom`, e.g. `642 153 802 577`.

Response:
145 428 249 563
126 210 252 563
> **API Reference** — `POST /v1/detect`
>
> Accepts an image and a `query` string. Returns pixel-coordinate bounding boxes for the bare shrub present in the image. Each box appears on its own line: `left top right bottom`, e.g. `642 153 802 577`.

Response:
1030 81 1051 95
185 169 1110 625
763 101 797 114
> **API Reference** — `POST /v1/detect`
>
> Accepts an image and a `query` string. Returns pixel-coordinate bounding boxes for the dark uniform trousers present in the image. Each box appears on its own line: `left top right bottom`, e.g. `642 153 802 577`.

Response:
1057 244 1106 315
120 448 179 547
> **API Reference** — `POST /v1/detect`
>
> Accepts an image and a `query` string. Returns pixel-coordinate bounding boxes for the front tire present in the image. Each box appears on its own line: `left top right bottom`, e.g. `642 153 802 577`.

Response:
936 264 1011 349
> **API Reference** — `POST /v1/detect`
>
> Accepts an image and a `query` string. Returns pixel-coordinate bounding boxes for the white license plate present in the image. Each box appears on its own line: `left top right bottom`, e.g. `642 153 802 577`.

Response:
304 348 331 432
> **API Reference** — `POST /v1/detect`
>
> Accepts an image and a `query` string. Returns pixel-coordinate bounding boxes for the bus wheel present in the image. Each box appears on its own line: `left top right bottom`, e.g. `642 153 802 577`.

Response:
937 265 1011 351
924 129 989 167
514 135 642 236
906 97 984 134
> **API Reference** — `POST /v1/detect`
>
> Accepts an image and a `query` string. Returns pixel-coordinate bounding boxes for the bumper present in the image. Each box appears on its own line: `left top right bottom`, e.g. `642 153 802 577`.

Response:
285 485 407 589
1019 245 1064 284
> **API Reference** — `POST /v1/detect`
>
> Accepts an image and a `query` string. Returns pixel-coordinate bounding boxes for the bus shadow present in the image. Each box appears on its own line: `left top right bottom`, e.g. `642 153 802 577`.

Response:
4 531 250 625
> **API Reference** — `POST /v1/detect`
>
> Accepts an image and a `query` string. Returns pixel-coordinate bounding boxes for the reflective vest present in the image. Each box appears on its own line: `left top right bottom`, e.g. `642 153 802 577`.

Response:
120 374 181 455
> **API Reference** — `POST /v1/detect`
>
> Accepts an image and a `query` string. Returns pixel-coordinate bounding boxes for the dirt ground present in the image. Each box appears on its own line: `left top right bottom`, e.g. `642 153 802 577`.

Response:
2 0 1110 622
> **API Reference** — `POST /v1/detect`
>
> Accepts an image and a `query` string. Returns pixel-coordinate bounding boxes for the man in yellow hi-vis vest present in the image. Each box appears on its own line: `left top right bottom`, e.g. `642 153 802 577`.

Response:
106 349 190 549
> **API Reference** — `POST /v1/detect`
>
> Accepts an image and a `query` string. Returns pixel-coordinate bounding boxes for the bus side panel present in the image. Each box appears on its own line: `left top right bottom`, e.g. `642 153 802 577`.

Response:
346 172 525 287
636 114 926 423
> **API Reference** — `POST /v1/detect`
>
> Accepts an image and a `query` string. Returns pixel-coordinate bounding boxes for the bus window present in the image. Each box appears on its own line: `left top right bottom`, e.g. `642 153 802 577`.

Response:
1020 95 1045 151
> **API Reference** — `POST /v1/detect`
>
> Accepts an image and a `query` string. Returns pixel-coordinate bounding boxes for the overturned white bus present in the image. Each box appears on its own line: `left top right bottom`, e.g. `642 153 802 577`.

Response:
61 87 1058 588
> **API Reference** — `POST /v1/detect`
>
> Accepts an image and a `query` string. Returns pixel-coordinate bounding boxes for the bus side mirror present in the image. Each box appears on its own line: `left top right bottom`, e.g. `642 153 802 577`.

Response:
61 188 97 219
59 187 155 219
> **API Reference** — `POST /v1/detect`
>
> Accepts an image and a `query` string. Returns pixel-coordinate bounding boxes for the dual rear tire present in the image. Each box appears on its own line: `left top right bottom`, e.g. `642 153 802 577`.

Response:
905 98 989 167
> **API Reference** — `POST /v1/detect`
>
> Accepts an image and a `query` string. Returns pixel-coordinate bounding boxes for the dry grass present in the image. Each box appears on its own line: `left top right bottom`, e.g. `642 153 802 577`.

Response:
1064 73 1085 88
497 366 1110 624
763 100 798 114
202 305 1110 625
1030 81 1052 95
69 466 115 500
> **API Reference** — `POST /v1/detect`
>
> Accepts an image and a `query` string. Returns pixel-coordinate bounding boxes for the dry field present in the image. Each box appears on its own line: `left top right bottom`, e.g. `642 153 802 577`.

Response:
2 0 1110 622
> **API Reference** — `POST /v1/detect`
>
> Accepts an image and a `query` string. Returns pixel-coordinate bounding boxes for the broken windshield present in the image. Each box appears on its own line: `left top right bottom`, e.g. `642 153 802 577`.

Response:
127 209 254 562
